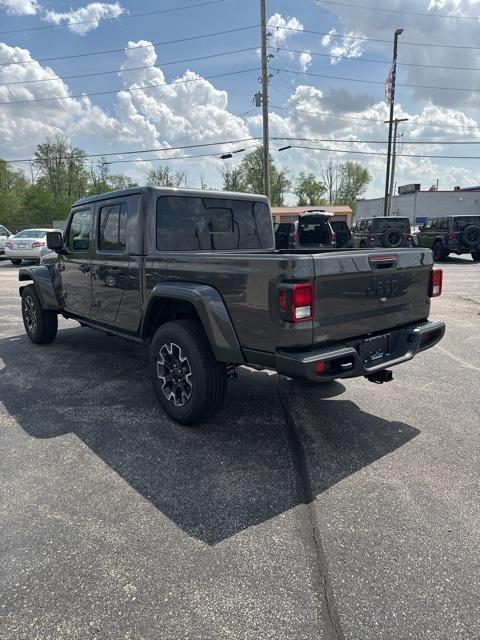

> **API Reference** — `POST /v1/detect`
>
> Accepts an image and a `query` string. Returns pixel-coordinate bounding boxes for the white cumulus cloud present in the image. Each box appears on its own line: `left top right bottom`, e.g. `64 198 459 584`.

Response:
0 0 38 14
44 2 125 35
299 50 312 73
267 13 303 47
321 28 364 65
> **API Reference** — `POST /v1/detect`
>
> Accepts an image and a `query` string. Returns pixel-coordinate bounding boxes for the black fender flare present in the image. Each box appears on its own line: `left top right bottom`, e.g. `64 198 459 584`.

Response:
18 266 61 311
141 281 244 364
434 235 447 246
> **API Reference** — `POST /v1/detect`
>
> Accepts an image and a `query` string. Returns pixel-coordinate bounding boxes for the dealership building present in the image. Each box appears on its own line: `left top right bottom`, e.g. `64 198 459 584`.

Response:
356 184 480 225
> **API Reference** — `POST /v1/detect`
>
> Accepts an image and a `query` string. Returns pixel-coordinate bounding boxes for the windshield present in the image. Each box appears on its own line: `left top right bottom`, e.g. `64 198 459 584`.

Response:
15 229 47 239
453 216 480 230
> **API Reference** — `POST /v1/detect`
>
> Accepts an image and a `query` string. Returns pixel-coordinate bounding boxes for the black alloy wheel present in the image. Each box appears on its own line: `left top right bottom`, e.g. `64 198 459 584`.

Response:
156 342 193 408
149 319 227 425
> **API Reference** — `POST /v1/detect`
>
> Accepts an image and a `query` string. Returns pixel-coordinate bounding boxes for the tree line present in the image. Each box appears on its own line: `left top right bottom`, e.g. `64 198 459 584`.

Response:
0 136 371 231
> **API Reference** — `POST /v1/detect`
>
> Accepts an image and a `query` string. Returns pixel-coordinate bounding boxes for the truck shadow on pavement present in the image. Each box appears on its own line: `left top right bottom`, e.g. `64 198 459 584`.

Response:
0 327 420 545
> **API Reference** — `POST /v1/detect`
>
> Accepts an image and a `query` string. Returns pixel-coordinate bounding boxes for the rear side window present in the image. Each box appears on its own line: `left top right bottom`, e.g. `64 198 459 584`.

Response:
156 196 272 250
454 216 480 230
98 203 127 252
67 210 92 251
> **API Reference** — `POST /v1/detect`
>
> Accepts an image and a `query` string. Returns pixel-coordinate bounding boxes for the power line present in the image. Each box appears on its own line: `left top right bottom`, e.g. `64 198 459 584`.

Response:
271 104 480 132
272 136 480 146
6 137 262 164
279 144 480 160
316 0 480 21
275 46 480 73
282 26 480 51
273 67 480 94
0 67 260 106
0 47 258 87
0 0 226 35
0 25 259 68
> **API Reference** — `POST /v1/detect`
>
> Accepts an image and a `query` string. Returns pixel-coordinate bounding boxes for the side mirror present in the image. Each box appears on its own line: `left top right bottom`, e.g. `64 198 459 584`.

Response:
418 225 424 231
46 231 64 252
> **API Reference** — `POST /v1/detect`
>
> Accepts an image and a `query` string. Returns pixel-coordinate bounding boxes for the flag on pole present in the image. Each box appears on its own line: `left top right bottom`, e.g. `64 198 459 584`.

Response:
385 63 394 105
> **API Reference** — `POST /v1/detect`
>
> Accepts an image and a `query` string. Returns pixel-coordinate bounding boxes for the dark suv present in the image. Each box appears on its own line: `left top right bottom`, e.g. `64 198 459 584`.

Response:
416 215 480 262
353 217 413 249
274 212 352 249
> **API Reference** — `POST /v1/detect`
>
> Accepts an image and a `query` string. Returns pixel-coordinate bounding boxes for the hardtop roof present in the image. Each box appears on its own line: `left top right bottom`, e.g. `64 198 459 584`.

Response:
72 186 269 207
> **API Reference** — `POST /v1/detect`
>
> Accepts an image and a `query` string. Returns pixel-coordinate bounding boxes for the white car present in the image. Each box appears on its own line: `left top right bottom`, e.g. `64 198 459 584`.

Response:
0 225 11 258
5 228 62 266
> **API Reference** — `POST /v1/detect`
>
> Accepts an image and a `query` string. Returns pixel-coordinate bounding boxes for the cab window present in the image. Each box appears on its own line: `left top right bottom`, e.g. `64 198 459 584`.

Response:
98 203 127 252
67 209 92 251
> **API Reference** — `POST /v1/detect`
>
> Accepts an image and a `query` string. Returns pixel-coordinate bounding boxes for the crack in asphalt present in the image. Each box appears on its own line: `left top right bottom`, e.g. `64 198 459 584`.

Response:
277 381 345 640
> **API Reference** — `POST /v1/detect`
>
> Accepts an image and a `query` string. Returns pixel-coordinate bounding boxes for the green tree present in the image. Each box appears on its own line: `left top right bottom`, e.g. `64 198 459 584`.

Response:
33 135 89 200
147 166 188 188
0 160 28 228
89 159 138 194
321 159 370 211
220 164 245 192
336 161 371 210
294 172 327 206
220 147 290 206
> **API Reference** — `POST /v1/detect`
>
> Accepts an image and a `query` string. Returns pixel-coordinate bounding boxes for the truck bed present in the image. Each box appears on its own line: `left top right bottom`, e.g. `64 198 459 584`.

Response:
145 247 433 356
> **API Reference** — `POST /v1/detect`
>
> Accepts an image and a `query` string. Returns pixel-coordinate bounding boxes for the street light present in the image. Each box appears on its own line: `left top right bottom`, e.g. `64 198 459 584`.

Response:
219 148 246 160
383 28 404 216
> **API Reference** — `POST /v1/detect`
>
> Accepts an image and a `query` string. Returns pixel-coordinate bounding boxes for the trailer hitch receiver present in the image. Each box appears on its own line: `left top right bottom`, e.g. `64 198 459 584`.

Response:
365 369 393 384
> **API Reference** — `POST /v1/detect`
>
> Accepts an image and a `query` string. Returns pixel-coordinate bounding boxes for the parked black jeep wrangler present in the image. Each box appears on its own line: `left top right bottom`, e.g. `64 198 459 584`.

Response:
416 215 480 262
353 217 413 249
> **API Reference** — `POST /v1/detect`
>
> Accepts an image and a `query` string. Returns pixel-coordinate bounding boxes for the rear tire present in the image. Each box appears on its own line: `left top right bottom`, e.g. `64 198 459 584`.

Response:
472 249 480 262
21 284 58 345
432 242 448 261
149 319 227 425
11 259 22 266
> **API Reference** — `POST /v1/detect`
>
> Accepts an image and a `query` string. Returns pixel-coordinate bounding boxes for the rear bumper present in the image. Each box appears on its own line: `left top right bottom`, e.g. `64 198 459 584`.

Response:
5 248 47 259
276 319 446 382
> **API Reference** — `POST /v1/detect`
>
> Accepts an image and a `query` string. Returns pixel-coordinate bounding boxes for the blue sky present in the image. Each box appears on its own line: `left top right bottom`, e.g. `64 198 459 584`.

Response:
1 0 479 199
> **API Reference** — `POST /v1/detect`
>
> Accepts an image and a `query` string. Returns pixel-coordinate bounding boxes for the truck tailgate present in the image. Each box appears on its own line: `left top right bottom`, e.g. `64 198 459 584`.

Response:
312 249 433 345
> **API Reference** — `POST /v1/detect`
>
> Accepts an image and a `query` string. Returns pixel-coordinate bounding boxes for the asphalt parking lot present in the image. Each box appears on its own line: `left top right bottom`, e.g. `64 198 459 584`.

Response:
0 257 479 640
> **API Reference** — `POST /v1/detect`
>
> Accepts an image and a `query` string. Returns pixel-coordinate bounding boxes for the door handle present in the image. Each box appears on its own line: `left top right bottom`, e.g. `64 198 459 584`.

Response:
79 264 90 273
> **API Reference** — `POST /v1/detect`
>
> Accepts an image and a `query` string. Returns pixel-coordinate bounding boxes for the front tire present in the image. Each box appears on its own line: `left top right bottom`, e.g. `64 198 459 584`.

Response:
149 319 227 425
11 259 22 266
21 285 58 344
432 242 448 261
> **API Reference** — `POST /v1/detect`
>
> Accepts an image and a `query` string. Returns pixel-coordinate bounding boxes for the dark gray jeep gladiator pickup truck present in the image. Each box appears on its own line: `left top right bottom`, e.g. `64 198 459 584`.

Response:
18 187 445 424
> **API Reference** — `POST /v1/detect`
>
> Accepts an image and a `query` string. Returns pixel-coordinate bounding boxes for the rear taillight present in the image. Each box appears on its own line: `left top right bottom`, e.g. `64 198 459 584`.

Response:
447 233 455 243
290 233 298 243
407 234 413 241
5 241 12 248
368 235 375 242
292 283 313 321
331 231 336 246
32 241 45 248
277 282 314 323
429 269 443 297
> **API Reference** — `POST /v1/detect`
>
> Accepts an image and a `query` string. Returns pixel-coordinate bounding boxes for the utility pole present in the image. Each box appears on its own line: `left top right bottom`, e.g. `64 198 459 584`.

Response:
386 117 408 215
383 28 404 216
260 0 271 201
